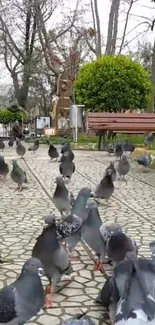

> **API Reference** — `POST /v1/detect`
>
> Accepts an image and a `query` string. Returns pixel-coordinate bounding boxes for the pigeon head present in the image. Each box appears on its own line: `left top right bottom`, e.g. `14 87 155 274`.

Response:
101 223 122 242
55 176 65 185
109 161 114 167
12 159 18 168
44 214 56 225
105 168 112 177
34 140 39 145
0 155 4 161
86 197 99 209
21 257 44 277
78 187 93 199
122 154 127 160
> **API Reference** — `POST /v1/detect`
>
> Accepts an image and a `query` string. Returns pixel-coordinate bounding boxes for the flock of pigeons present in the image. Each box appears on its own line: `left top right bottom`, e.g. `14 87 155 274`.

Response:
0 137 154 325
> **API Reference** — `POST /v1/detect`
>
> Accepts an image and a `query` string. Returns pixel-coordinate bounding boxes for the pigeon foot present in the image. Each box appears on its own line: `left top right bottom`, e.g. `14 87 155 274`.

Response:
69 253 79 261
43 294 53 309
94 261 103 271
45 285 53 294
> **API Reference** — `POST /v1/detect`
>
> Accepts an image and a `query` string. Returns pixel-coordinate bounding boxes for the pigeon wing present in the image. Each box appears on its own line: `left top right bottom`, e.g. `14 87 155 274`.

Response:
0 285 17 323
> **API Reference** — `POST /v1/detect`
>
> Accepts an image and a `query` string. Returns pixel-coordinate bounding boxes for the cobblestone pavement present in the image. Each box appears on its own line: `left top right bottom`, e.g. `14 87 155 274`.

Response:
0 144 155 325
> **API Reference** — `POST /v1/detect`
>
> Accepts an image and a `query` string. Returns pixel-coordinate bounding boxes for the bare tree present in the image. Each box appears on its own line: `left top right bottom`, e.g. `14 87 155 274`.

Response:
0 0 38 108
34 0 80 84
105 0 121 55
148 40 155 112
90 0 101 57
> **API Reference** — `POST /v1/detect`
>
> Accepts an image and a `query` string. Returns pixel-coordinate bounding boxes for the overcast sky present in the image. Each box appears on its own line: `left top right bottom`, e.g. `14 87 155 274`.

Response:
0 0 154 91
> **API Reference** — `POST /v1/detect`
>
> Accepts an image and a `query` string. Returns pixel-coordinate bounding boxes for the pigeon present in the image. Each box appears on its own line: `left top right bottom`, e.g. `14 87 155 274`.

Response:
0 139 5 151
61 142 71 154
105 229 138 265
58 312 96 325
144 133 154 148
81 198 106 271
53 176 74 217
96 251 155 324
0 257 44 325
106 143 115 155
64 187 93 260
16 140 26 158
137 153 152 168
95 169 114 204
59 151 75 181
114 143 123 160
106 161 117 182
48 143 59 161
32 214 73 308
108 252 155 325
11 160 27 191
117 154 130 182
0 155 9 180
56 214 83 241
28 139 39 153
61 149 75 162
8 139 14 147
100 222 123 244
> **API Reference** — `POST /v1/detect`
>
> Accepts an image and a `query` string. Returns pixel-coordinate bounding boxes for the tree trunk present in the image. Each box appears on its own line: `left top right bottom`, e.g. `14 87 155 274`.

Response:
105 0 120 55
93 0 101 57
147 40 155 112
111 0 120 54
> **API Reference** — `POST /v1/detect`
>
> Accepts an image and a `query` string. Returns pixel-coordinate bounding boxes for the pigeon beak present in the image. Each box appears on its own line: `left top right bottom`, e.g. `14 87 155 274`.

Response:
38 267 44 277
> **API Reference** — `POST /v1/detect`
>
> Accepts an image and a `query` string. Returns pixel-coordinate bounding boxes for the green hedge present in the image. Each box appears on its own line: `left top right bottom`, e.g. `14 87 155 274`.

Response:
0 109 24 124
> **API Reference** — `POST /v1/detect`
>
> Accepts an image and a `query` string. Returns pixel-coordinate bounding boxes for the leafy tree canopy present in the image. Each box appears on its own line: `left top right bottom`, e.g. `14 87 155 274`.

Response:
0 109 24 124
75 55 152 112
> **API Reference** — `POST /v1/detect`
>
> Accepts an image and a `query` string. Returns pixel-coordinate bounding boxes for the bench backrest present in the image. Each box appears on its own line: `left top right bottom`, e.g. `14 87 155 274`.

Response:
87 112 155 132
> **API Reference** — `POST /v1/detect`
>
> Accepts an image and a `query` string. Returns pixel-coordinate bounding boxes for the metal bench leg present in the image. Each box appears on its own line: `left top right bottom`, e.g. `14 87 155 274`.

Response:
98 134 102 150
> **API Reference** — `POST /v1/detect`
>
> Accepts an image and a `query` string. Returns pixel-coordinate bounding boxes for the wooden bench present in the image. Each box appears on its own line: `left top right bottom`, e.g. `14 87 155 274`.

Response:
86 112 155 150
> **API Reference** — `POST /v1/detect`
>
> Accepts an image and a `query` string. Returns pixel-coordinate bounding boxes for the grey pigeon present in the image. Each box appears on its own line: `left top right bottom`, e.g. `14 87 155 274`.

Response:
8 139 14 147
61 142 70 154
56 214 83 241
0 156 9 180
64 187 93 260
53 176 74 217
32 215 73 308
117 154 130 181
144 133 154 148
48 143 59 161
0 257 44 325
81 198 106 271
100 222 122 243
95 169 114 204
59 151 75 181
0 139 5 151
58 313 96 325
137 153 152 168
28 139 39 153
61 149 74 162
114 143 123 160
16 140 26 158
105 229 138 265
106 143 115 155
106 161 117 182
100 252 155 325
11 160 27 191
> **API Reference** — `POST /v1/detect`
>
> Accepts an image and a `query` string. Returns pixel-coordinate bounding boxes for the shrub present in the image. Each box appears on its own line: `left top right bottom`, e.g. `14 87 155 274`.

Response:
75 55 152 112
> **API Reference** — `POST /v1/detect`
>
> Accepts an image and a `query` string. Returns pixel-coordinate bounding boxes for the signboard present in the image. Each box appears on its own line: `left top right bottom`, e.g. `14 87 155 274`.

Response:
44 127 56 136
36 116 50 129
35 116 51 136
